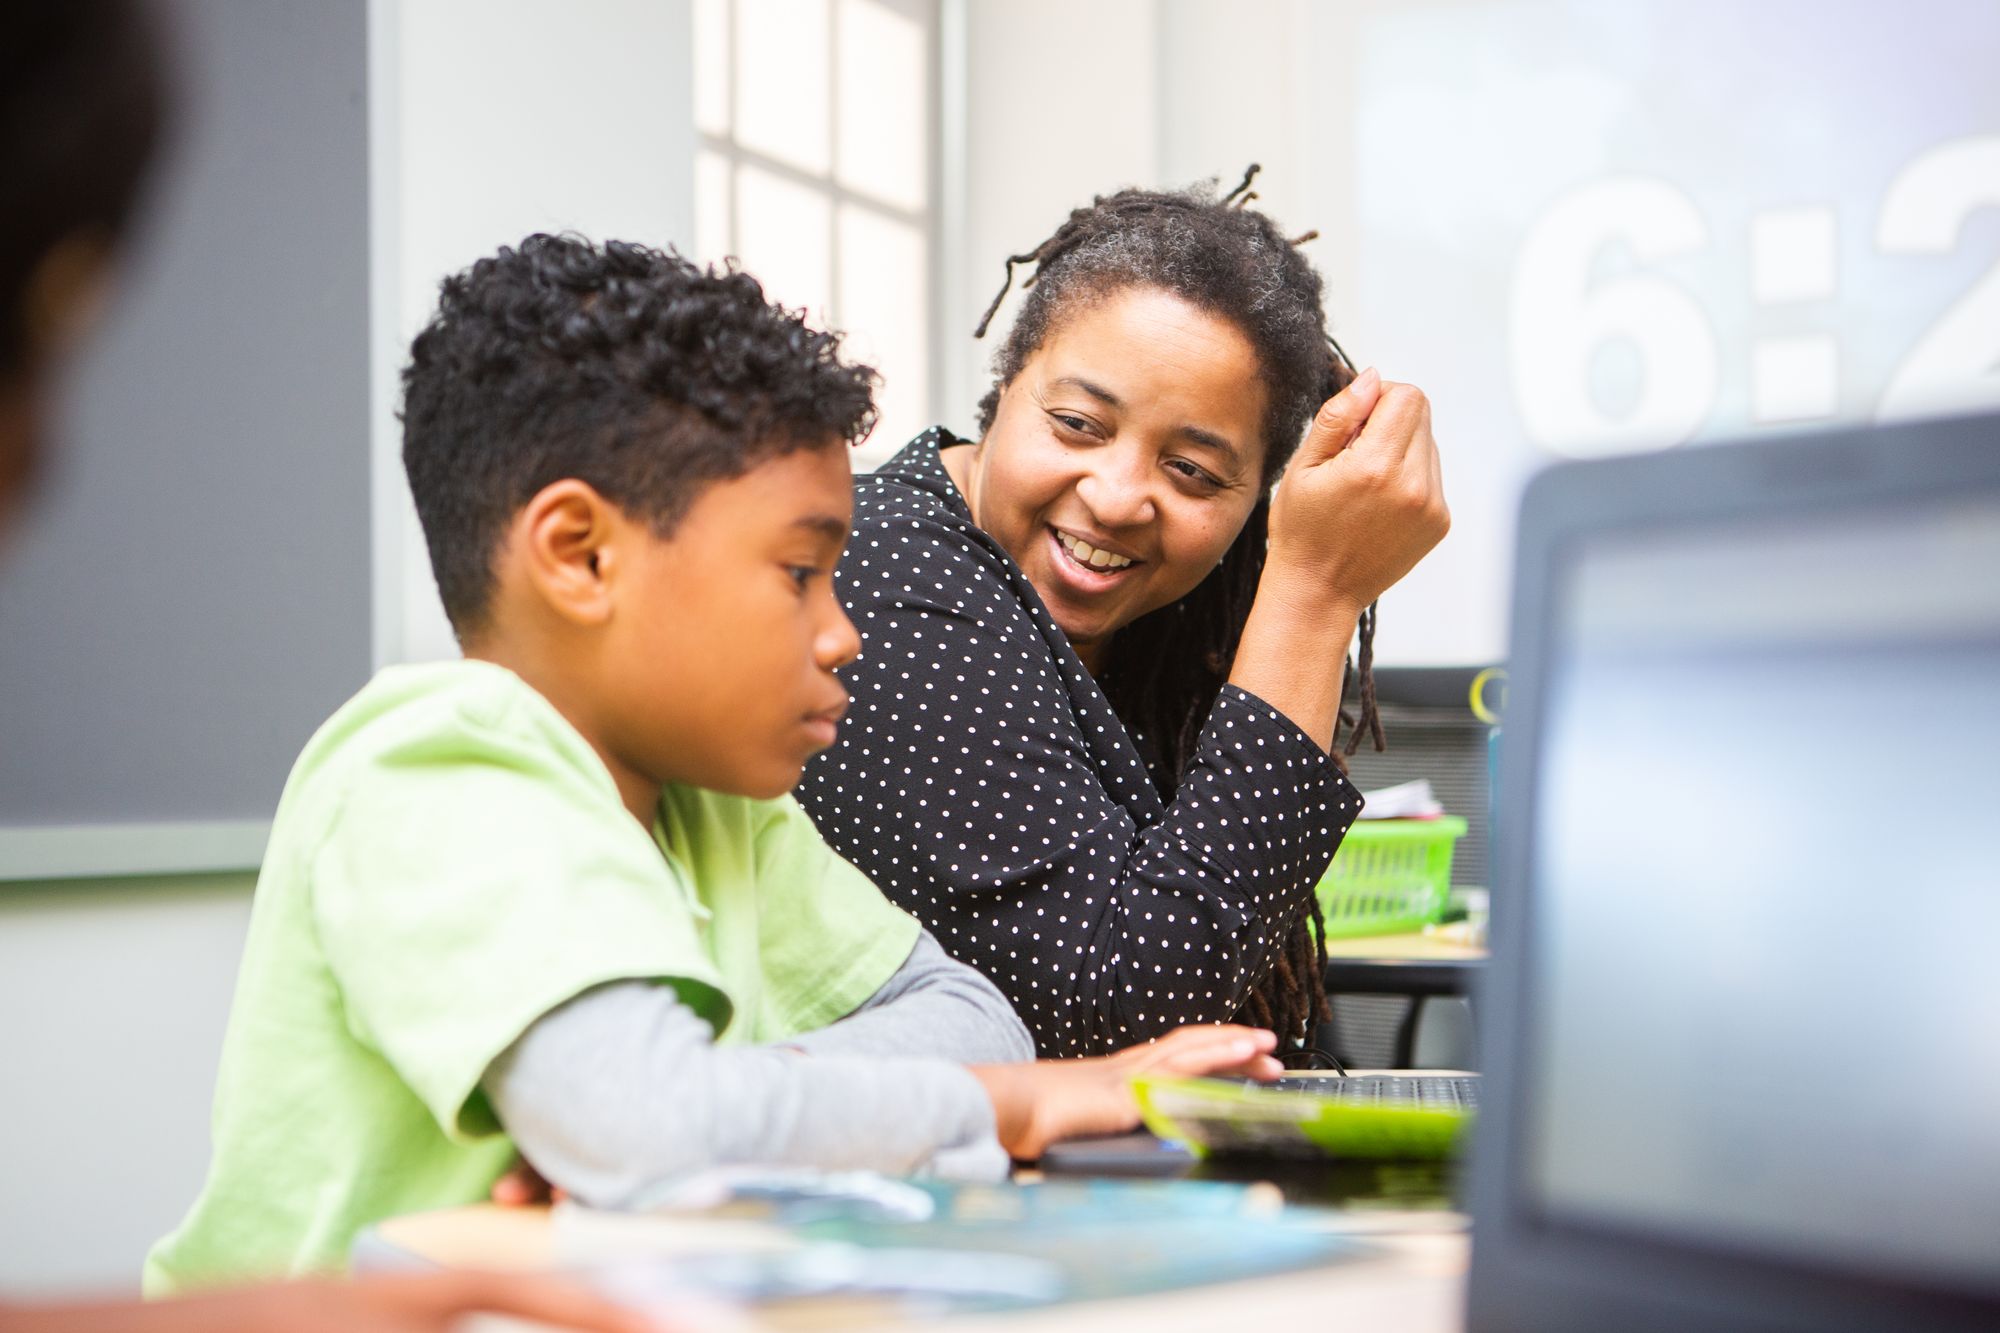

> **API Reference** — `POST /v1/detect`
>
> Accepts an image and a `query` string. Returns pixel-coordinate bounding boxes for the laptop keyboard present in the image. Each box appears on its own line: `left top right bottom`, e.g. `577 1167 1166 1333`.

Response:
1137 1072 1480 1159
1268 1074 1480 1111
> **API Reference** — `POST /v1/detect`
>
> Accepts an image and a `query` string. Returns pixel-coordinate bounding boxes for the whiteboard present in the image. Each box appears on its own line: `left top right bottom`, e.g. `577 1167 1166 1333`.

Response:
0 0 373 879
1318 0 2000 665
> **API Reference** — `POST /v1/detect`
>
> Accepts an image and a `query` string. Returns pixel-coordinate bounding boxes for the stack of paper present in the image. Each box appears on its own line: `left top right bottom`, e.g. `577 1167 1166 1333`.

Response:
1356 778 1446 820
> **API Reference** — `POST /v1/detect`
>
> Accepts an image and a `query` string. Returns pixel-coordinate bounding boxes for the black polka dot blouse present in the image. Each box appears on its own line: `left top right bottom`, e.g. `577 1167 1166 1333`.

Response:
797 428 1362 1056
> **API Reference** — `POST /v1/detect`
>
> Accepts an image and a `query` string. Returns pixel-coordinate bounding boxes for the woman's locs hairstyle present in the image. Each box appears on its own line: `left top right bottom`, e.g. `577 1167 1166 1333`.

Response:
973 165 1386 1049
977 164 1362 404
973 163 1382 762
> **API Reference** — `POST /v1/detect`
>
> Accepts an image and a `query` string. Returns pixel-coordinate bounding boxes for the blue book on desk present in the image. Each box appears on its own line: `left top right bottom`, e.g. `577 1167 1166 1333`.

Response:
597 1174 1363 1313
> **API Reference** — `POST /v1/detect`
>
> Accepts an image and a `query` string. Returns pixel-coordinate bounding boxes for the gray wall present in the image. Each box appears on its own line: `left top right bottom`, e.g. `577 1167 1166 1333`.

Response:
0 876 251 1297
0 0 367 1295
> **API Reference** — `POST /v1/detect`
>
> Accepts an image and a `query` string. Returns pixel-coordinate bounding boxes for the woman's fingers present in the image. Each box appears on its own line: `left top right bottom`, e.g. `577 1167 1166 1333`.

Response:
1298 369 1426 471
1367 382 1447 520
1365 380 1431 459
1296 365 1383 463
1386 383 1448 528
1266 374 1449 607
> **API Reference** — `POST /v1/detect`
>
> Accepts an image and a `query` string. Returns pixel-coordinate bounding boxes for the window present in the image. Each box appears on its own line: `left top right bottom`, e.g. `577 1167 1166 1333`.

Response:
694 0 939 469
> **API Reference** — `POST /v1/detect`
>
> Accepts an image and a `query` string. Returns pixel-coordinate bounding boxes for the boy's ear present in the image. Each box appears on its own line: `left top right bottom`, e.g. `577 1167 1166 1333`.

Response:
515 479 621 625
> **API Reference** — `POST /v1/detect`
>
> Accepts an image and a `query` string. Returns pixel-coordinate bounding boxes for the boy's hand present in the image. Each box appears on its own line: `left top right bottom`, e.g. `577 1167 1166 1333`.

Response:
971 1024 1280 1161
491 1156 565 1208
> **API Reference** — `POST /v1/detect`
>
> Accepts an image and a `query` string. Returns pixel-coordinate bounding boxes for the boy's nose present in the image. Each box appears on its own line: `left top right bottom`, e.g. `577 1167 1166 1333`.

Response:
818 601 862 670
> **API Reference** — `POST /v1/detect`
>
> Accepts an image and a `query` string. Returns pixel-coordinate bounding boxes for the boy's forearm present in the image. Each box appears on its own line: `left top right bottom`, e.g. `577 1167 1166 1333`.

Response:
965 1064 1037 1157
788 930 1036 1063
483 980 1008 1206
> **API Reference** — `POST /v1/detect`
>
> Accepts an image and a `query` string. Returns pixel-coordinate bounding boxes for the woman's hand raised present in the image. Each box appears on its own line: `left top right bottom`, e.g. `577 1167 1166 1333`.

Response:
1227 367 1448 752
1265 367 1450 615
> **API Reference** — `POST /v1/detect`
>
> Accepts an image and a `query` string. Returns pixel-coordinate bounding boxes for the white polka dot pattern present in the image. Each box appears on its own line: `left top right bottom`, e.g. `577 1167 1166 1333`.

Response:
797 428 1361 1056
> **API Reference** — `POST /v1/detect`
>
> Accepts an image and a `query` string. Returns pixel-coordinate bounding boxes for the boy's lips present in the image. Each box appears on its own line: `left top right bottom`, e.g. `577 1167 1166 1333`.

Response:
802 699 847 749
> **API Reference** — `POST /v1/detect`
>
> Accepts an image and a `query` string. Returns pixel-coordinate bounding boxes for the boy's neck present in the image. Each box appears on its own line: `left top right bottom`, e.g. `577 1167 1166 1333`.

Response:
461 642 663 831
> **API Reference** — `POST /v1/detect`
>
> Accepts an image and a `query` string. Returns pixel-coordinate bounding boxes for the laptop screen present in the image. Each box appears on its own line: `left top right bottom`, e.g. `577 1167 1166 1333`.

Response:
1523 497 2000 1293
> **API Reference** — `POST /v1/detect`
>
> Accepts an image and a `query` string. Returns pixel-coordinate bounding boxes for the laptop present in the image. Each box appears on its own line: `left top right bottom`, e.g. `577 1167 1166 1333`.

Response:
1466 412 2000 1331
1133 1069 1478 1162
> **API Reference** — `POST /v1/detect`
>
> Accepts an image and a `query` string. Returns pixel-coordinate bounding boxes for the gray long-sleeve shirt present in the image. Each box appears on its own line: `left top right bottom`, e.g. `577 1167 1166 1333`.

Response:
482 930 1033 1207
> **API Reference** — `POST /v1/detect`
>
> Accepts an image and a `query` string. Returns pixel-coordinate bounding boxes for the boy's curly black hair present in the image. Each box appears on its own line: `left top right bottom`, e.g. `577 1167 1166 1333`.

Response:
402 233 879 636
973 167 1375 1052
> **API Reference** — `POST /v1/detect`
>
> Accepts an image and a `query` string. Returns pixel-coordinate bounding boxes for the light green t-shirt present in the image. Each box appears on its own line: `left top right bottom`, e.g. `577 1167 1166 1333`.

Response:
144 660 918 1293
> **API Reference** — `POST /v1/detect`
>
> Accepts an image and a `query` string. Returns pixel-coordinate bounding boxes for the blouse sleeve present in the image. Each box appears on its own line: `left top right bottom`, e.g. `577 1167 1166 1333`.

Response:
796 506 1362 1057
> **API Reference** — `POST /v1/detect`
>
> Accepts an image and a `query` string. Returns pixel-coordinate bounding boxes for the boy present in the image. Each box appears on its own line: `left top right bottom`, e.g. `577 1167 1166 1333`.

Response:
145 235 1280 1291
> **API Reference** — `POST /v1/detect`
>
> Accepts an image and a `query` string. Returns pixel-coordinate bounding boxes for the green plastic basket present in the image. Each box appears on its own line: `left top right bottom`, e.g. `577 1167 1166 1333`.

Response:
1313 816 1468 939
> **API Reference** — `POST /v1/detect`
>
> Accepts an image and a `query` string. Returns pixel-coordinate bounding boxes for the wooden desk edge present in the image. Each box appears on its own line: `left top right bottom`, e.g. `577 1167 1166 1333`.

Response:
1322 930 1490 962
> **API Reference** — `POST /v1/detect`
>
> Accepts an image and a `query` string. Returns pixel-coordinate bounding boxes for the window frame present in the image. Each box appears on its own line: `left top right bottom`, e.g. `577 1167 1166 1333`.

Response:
695 0 951 468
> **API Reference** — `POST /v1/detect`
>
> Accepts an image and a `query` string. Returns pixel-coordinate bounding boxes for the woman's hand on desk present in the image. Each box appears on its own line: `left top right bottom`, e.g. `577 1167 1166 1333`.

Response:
0 1272 662 1333
971 1023 1281 1161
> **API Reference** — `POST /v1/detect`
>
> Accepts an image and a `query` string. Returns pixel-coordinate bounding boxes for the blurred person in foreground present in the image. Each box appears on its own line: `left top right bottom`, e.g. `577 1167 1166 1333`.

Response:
0 2 654 1328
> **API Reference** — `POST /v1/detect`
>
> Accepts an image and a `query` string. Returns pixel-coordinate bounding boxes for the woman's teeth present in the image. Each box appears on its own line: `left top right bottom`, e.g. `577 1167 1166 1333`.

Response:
1057 531 1134 570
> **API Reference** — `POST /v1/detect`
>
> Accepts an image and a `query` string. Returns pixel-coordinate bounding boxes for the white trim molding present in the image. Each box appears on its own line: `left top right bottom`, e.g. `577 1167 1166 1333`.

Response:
0 821 270 883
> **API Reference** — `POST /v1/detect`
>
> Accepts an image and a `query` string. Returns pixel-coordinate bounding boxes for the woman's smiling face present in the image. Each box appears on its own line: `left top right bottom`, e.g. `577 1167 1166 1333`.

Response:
957 285 1269 671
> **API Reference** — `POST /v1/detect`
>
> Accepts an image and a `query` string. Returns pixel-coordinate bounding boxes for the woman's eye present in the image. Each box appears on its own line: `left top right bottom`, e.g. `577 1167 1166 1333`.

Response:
787 566 819 590
1050 412 1094 437
1167 458 1222 489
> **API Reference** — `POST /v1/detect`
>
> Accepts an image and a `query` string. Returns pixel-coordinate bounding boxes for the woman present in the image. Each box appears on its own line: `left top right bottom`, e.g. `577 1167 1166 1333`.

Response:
797 170 1449 1057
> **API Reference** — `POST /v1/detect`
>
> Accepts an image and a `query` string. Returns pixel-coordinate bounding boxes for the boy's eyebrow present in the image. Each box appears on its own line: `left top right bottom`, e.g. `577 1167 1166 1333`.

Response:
1051 375 1243 470
793 514 850 540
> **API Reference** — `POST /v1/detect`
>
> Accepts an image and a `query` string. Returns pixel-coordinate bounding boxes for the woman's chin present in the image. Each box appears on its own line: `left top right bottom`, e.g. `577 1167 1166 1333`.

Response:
1040 601 1123 666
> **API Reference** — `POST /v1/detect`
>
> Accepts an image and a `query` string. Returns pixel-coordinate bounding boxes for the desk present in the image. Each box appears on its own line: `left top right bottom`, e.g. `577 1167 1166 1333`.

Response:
370 1203 1469 1331
1322 931 1488 1068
